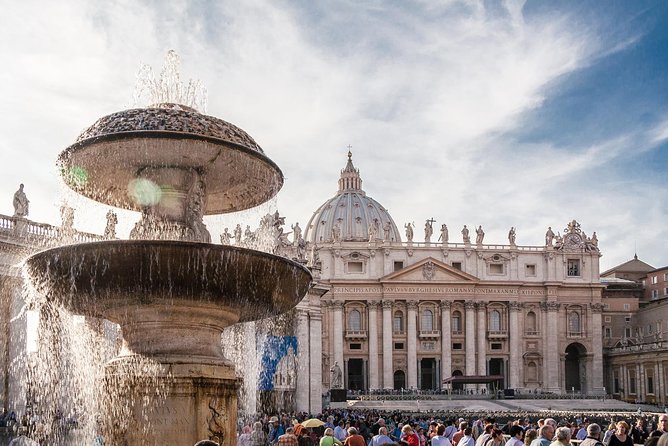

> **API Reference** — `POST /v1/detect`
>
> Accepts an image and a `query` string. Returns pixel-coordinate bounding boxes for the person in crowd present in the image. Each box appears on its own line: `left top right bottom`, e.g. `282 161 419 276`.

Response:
402 424 421 446
252 421 269 446
432 424 453 446
369 427 394 446
505 425 524 446
476 424 495 446
580 423 604 446
278 427 299 446
334 421 348 442
269 417 286 446
651 416 668 438
371 418 386 437
453 422 468 446
577 423 590 441
530 425 555 446
344 427 366 446
632 419 649 445
607 421 633 446
458 428 475 446
549 427 571 446
238 425 253 446
524 430 538 446
603 423 617 445
320 428 343 446
295 424 314 446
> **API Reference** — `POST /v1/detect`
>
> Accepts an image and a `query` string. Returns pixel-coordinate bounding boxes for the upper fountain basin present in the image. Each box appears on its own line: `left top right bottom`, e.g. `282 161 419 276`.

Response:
58 105 283 214
24 240 312 323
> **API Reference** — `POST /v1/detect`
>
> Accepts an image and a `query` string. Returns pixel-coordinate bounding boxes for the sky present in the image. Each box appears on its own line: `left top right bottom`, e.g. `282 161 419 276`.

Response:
0 0 667 272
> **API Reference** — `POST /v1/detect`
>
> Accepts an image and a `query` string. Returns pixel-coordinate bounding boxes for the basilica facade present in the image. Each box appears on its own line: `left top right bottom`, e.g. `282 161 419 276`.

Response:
292 153 605 413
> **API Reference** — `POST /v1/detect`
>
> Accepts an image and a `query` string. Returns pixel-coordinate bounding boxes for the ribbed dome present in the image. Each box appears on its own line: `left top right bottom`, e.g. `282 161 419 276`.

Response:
305 152 402 244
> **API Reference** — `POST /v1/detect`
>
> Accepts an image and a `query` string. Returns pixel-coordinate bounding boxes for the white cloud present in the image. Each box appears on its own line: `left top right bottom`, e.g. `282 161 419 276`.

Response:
0 0 665 270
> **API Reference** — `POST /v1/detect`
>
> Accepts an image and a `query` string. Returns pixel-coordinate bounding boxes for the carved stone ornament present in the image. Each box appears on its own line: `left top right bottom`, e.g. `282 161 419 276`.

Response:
554 219 599 253
382 300 394 309
422 261 435 280
384 248 391 256
406 301 419 311
465 249 472 257
590 302 604 313
546 301 560 312
476 301 487 311
441 249 449 258
407 249 414 257
464 301 476 310
331 301 344 310
207 397 228 444
368 301 381 310
439 301 452 310
508 301 521 312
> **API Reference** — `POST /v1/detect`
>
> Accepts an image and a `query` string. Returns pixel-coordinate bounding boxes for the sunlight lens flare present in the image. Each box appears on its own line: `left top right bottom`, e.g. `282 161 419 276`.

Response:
128 178 162 207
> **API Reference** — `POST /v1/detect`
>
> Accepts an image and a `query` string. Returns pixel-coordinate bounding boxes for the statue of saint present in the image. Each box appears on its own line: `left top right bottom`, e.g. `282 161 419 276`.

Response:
438 224 448 244
424 219 434 243
404 222 414 242
383 221 391 241
545 226 555 246
508 227 516 245
332 223 341 242
475 225 485 244
368 219 379 241
12 184 29 217
330 361 343 389
234 224 242 245
220 228 231 245
591 231 598 247
461 225 470 243
291 222 302 245
104 210 118 239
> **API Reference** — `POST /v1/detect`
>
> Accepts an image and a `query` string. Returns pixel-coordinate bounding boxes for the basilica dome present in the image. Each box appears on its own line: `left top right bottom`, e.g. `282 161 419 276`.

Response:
304 152 402 244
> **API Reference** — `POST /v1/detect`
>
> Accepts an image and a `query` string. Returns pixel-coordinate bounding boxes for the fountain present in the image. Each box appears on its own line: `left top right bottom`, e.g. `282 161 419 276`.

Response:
23 54 312 445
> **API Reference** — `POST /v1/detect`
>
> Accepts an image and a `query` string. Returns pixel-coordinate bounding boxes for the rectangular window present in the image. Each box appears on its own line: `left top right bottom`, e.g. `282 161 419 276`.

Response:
664 287 668 296
567 259 580 277
613 375 620 393
647 376 654 394
525 264 536 276
347 261 363 273
629 373 637 394
604 327 612 338
623 304 630 310
491 343 502 350
625 316 631 323
625 327 632 338
664 273 668 281
489 264 504 274
350 343 362 350
652 289 659 299
604 316 611 322
452 262 462 271
394 342 404 350
393 261 404 271
651 276 658 284
452 342 463 350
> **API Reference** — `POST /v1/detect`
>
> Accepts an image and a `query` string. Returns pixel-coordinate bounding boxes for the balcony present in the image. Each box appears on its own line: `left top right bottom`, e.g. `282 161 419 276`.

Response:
419 330 440 339
345 330 367 340
487 330 507 339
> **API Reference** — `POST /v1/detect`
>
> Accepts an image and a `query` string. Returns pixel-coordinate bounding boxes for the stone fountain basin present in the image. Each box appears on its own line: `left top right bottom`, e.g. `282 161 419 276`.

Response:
25 240 311 321
59 132 283 214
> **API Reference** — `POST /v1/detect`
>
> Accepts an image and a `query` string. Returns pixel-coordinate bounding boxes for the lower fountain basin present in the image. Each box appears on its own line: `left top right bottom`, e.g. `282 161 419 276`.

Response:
24 240 312 323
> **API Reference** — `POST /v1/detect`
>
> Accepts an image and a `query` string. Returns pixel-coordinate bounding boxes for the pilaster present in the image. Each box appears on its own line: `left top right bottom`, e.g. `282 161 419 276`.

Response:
440 301 452 389
367 301 380 390
381 300 393 389
508 301 521 389
406 300 418 389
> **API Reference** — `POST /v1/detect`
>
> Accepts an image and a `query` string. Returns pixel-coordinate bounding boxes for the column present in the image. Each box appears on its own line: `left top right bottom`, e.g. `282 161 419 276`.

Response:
590 303 604 394
546 301 560 392
658 361 664 406
382 300 393 389
509 301 521 390
368 302 380 390
332 301 344 376
295 309 310 412
476 302 487 377
440 301 452 389
407 301 418 390
309 310 323 413
540 302 549 387
465 301 476 379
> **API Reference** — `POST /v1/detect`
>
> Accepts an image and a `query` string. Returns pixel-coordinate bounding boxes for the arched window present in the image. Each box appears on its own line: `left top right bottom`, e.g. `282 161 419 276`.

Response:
348 309 361 331
452 311 462 333
568 311 581 334
489 310 501 331
422 309 434 331
527 361 537 381
393 311 404 333
526 311 537 333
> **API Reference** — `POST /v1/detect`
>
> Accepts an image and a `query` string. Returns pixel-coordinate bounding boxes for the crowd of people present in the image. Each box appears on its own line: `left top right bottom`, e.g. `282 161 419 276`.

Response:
236 410 668 446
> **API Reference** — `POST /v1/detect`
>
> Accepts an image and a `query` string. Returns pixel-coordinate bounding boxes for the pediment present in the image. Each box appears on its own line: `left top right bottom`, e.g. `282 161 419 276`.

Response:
381 257 478 283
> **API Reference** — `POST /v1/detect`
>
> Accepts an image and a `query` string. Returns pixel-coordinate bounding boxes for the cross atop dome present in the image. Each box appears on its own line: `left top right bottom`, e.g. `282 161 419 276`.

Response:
339 147 363 193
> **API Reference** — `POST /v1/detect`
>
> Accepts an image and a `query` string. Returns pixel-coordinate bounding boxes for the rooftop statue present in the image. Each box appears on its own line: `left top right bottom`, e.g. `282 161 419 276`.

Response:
461 225 470 243
12 183 29 217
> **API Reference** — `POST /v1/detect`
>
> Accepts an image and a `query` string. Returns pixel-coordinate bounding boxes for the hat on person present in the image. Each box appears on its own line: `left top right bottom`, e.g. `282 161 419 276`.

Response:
294 424 305 436
270 416 279 423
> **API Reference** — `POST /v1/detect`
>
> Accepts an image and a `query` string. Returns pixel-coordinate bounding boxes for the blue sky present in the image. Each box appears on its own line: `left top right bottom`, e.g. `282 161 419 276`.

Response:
0 0 666 271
